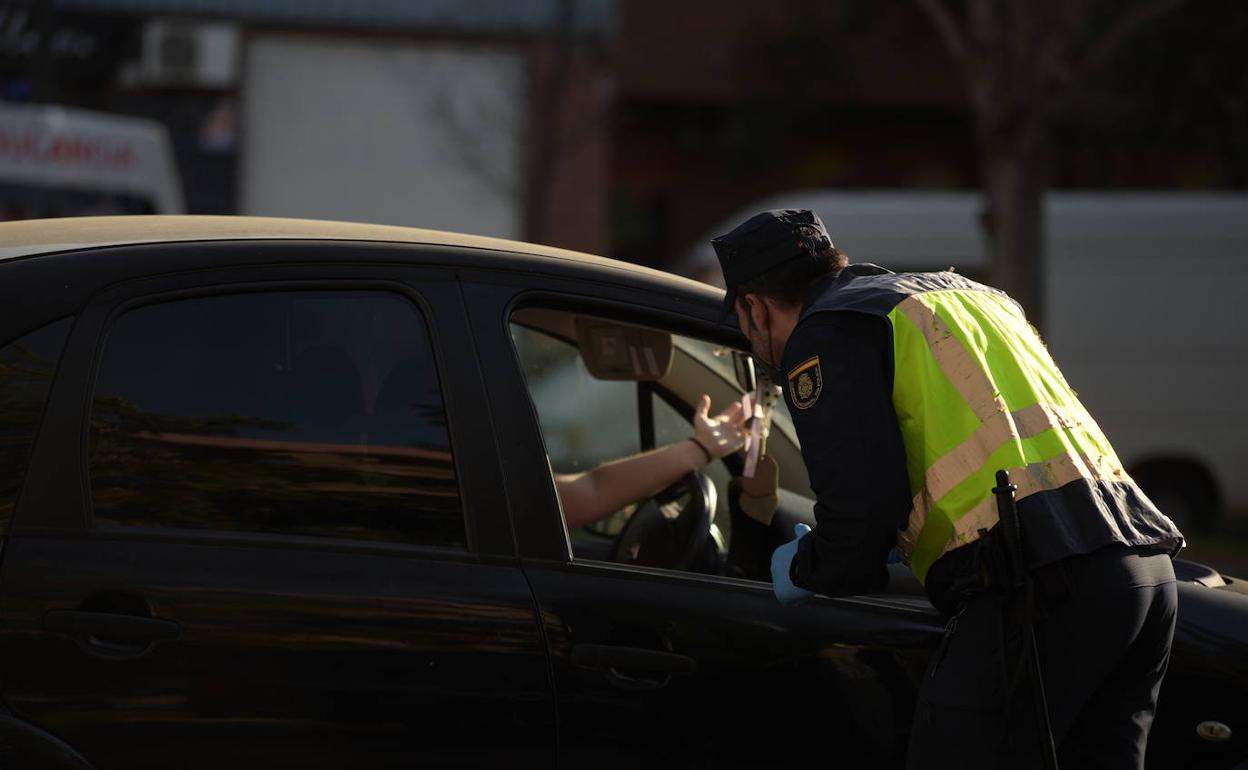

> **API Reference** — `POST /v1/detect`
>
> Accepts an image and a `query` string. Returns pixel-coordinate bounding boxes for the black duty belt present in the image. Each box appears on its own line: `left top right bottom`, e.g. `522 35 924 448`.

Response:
927 535 1170 619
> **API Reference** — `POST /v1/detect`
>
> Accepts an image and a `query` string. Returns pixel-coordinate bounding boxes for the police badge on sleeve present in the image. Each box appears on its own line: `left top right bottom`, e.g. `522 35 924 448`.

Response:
787 355 823 410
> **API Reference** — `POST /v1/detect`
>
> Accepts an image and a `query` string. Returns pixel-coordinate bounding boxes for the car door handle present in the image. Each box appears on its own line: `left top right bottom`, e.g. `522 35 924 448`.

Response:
44 610 180 642
571 644 697 676
571 644 696 692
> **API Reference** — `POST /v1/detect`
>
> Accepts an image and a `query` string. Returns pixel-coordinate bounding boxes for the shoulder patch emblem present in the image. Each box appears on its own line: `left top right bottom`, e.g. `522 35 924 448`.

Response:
787 355 823 410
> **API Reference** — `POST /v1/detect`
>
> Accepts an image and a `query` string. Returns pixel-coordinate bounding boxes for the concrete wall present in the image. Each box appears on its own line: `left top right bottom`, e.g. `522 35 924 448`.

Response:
241 33 524 238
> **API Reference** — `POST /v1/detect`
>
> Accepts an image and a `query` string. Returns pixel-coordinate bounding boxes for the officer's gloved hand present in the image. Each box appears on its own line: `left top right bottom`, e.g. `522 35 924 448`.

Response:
770 523 816 606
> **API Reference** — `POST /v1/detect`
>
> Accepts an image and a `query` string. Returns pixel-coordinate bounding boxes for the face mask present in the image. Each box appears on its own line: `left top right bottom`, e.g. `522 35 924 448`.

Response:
743 305 783 386
749 326 784 386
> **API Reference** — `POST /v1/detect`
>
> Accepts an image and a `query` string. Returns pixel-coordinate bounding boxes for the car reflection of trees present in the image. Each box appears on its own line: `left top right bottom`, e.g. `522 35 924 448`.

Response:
162 590 543 654
0 341 59 520
90 396 460 547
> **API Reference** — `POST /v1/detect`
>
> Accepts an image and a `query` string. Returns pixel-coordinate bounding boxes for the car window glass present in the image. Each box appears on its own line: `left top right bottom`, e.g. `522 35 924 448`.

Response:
89 291 463 547
671 336 739 386
511 321 643 545
0 318 72 530
510 324 640 474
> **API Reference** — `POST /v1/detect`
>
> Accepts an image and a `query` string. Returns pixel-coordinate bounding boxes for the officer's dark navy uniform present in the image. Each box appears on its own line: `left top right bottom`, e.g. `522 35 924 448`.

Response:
712 209 1184 769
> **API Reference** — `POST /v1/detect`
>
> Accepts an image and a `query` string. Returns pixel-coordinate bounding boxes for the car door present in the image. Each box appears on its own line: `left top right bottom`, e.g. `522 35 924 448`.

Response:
0 254 554 769
461 271 943 769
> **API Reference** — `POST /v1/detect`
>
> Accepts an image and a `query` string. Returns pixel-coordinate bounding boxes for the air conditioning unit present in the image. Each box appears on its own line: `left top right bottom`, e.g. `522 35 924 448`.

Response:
139 20 240 88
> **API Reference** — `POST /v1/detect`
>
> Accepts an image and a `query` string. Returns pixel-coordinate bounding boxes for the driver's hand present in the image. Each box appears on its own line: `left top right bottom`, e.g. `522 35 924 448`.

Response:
693 394 748 459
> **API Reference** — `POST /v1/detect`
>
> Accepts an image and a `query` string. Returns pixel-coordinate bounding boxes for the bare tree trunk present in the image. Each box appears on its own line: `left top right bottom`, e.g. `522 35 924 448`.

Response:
524 0 577 245
983 143 1045 324
913 0 1188 331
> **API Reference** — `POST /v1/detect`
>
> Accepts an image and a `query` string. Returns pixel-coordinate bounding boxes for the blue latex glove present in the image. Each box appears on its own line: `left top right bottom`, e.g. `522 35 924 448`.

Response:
770 523 816 606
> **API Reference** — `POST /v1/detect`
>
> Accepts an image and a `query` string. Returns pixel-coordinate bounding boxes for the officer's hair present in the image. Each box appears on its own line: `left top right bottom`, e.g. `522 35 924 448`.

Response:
736 226 849 307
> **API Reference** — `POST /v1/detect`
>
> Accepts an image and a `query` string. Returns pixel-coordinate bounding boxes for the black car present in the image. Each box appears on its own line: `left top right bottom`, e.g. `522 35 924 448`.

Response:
0 216 1244 769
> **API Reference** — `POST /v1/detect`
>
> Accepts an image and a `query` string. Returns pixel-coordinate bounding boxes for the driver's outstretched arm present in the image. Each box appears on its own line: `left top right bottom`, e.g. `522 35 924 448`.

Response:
556 395 747 529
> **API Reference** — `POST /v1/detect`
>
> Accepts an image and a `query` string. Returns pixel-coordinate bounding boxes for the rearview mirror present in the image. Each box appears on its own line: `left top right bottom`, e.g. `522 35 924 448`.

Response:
574 317 673 381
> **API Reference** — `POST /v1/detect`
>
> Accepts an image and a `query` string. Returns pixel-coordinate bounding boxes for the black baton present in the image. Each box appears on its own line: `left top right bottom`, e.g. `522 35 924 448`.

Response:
993 470 1059 770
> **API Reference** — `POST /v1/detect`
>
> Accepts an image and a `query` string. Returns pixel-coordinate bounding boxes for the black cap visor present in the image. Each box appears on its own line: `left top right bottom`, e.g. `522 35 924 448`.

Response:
719 286 739 323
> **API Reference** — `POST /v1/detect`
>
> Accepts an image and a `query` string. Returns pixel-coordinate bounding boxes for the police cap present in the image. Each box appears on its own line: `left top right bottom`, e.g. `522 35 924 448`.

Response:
711 209 833 321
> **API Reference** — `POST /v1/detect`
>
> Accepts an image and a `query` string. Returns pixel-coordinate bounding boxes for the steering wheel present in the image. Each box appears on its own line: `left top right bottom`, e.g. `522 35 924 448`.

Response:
610 471 717 571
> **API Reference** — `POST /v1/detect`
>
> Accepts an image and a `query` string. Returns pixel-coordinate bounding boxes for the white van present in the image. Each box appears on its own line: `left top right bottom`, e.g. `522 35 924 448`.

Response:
0 102 184 220
681 191 1248 529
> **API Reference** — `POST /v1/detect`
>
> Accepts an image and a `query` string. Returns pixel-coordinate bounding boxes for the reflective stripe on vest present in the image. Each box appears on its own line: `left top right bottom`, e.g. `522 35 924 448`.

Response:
885 288 1128 584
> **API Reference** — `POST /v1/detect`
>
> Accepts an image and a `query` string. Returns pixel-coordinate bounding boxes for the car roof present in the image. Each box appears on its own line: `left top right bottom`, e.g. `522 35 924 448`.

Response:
0 214 718 298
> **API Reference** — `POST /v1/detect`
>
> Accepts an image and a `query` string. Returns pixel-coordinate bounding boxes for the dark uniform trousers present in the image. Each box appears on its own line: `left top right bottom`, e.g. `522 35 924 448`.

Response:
906 544 1178 770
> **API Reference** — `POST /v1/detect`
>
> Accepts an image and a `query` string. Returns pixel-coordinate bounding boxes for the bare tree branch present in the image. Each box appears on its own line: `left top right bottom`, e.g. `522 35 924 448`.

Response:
913 0 971 73
914 0 1001 117
1022 0 1186 143
1075 0 1186 82
1032 2 1084 94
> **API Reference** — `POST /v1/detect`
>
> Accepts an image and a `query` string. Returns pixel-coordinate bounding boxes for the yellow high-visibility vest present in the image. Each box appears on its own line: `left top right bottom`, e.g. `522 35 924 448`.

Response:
804 268 1133 584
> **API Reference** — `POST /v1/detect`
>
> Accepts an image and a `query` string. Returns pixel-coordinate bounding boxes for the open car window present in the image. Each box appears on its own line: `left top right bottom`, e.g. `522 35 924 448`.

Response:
509 323 641 477
509 308 744 569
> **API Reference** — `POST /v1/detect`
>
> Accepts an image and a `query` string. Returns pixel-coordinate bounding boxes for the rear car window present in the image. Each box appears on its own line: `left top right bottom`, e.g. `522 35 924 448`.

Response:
0 318 73 530
89 291 463 547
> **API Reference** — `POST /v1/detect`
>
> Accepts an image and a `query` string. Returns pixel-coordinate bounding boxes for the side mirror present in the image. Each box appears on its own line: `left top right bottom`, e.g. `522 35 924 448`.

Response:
575 317 673 381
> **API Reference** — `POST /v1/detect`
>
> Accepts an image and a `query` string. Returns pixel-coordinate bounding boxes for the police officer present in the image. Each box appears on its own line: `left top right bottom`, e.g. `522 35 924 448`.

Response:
711 209 1185 769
